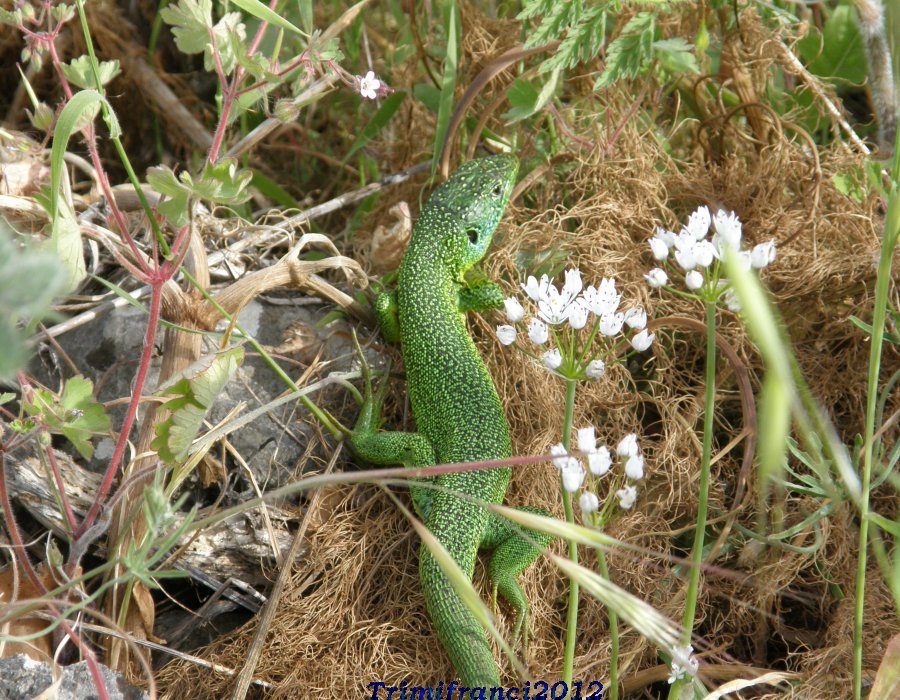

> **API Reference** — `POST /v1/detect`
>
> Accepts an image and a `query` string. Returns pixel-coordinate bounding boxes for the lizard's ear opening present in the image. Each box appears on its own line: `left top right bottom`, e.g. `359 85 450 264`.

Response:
466 228 479 244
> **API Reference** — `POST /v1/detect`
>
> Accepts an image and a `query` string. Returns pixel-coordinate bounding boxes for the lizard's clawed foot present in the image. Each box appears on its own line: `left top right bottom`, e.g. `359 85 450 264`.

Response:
350 329 392 437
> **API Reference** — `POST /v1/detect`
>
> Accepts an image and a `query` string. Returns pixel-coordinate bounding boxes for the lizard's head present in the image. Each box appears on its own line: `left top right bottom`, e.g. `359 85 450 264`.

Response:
422 154 519 275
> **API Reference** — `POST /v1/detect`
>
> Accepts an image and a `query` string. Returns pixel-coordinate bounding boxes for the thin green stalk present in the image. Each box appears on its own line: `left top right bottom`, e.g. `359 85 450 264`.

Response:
561 377 579 693
178 268 346 439
669 299 716 699
594 550 619 700
853 155 900 699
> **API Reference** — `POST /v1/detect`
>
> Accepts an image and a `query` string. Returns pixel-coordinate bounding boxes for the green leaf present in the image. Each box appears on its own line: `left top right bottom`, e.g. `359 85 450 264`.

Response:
503 78 540 123
0 393 15 407
504 70 560 123
211 12 247 74
0 320 27 380
187 159 253 204
146 166 191 229
868 511 900 538
50 89 120 228
250 171 300 209
797 5 867 86
152 347 244 464
413 83 441 113
229 0 307 37
345 90 407 161
60 55 121 89
23 376 111 460
653 37 699 76
432 1 459 176
0 219 68 379
147 160 252 228
539 5 606 73
594 12 655 90
0 217 68 321
160 0 212 57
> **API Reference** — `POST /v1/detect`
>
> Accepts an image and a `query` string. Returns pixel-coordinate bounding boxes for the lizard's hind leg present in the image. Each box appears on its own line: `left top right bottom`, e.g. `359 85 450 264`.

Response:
483 506 555 650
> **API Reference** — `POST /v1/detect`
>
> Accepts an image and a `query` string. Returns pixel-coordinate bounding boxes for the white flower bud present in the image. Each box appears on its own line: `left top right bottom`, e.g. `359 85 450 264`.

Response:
561 463 585 493
624 453 645 480
750 240 777 269
579 491 600 514
496 325 517 346
616 484 637 510
624 308 647 330
645 268 668 288
630 329 655 352
616 433 639 458
542 348 562 370
528 318 549 345
649 237 669 260
504 297 525 322
587 446 611 476
585 359 606 379
685 270 704 290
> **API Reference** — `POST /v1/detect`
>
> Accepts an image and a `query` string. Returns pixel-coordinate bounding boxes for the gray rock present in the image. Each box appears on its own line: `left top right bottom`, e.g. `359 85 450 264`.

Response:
0 654 148 700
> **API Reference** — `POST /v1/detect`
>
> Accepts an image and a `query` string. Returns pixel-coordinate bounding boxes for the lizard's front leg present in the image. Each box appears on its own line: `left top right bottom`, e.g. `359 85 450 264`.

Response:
348 328 436 520
458 277 505 313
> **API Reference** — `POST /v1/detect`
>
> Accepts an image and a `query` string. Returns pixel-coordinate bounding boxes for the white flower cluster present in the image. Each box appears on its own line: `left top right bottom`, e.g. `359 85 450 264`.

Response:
667 644 700 684
645 206 776 308
550 428 644 513
496 268 654 378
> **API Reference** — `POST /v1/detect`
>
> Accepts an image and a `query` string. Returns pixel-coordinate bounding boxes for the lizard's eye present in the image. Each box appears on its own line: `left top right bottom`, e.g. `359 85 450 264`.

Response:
466 228 479 244
491 184 503 196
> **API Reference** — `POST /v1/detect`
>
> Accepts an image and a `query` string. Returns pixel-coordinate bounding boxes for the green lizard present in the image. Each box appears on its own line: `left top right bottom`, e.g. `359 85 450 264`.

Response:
350 154 553 686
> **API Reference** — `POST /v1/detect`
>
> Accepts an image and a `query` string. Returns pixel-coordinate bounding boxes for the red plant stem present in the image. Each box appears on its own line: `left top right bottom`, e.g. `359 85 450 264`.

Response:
206 0 279 164
74 282 163 539
0 453 110 699
0 450 46 593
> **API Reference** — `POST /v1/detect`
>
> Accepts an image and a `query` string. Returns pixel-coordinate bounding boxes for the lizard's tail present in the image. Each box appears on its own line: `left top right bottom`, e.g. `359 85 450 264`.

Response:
420 540 502 688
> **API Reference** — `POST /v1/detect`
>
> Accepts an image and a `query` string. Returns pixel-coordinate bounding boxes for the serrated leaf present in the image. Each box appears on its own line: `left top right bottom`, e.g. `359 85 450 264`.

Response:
147 165 191 229
23 376 110 459
594 12 655 90
539 6 606 73
152 347 244 464
185 159 253 204
60 55 121 89
160 0 213 57
211 11 247 74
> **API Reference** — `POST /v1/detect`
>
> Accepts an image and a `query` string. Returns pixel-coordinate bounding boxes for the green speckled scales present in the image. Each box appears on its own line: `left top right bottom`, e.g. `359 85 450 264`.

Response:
351 155 553 686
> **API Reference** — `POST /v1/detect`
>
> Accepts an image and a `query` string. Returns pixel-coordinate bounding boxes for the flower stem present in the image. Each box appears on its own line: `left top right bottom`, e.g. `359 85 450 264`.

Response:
594 550 619 699
853 154 899 699
561 377 579 692
669 299 716 698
